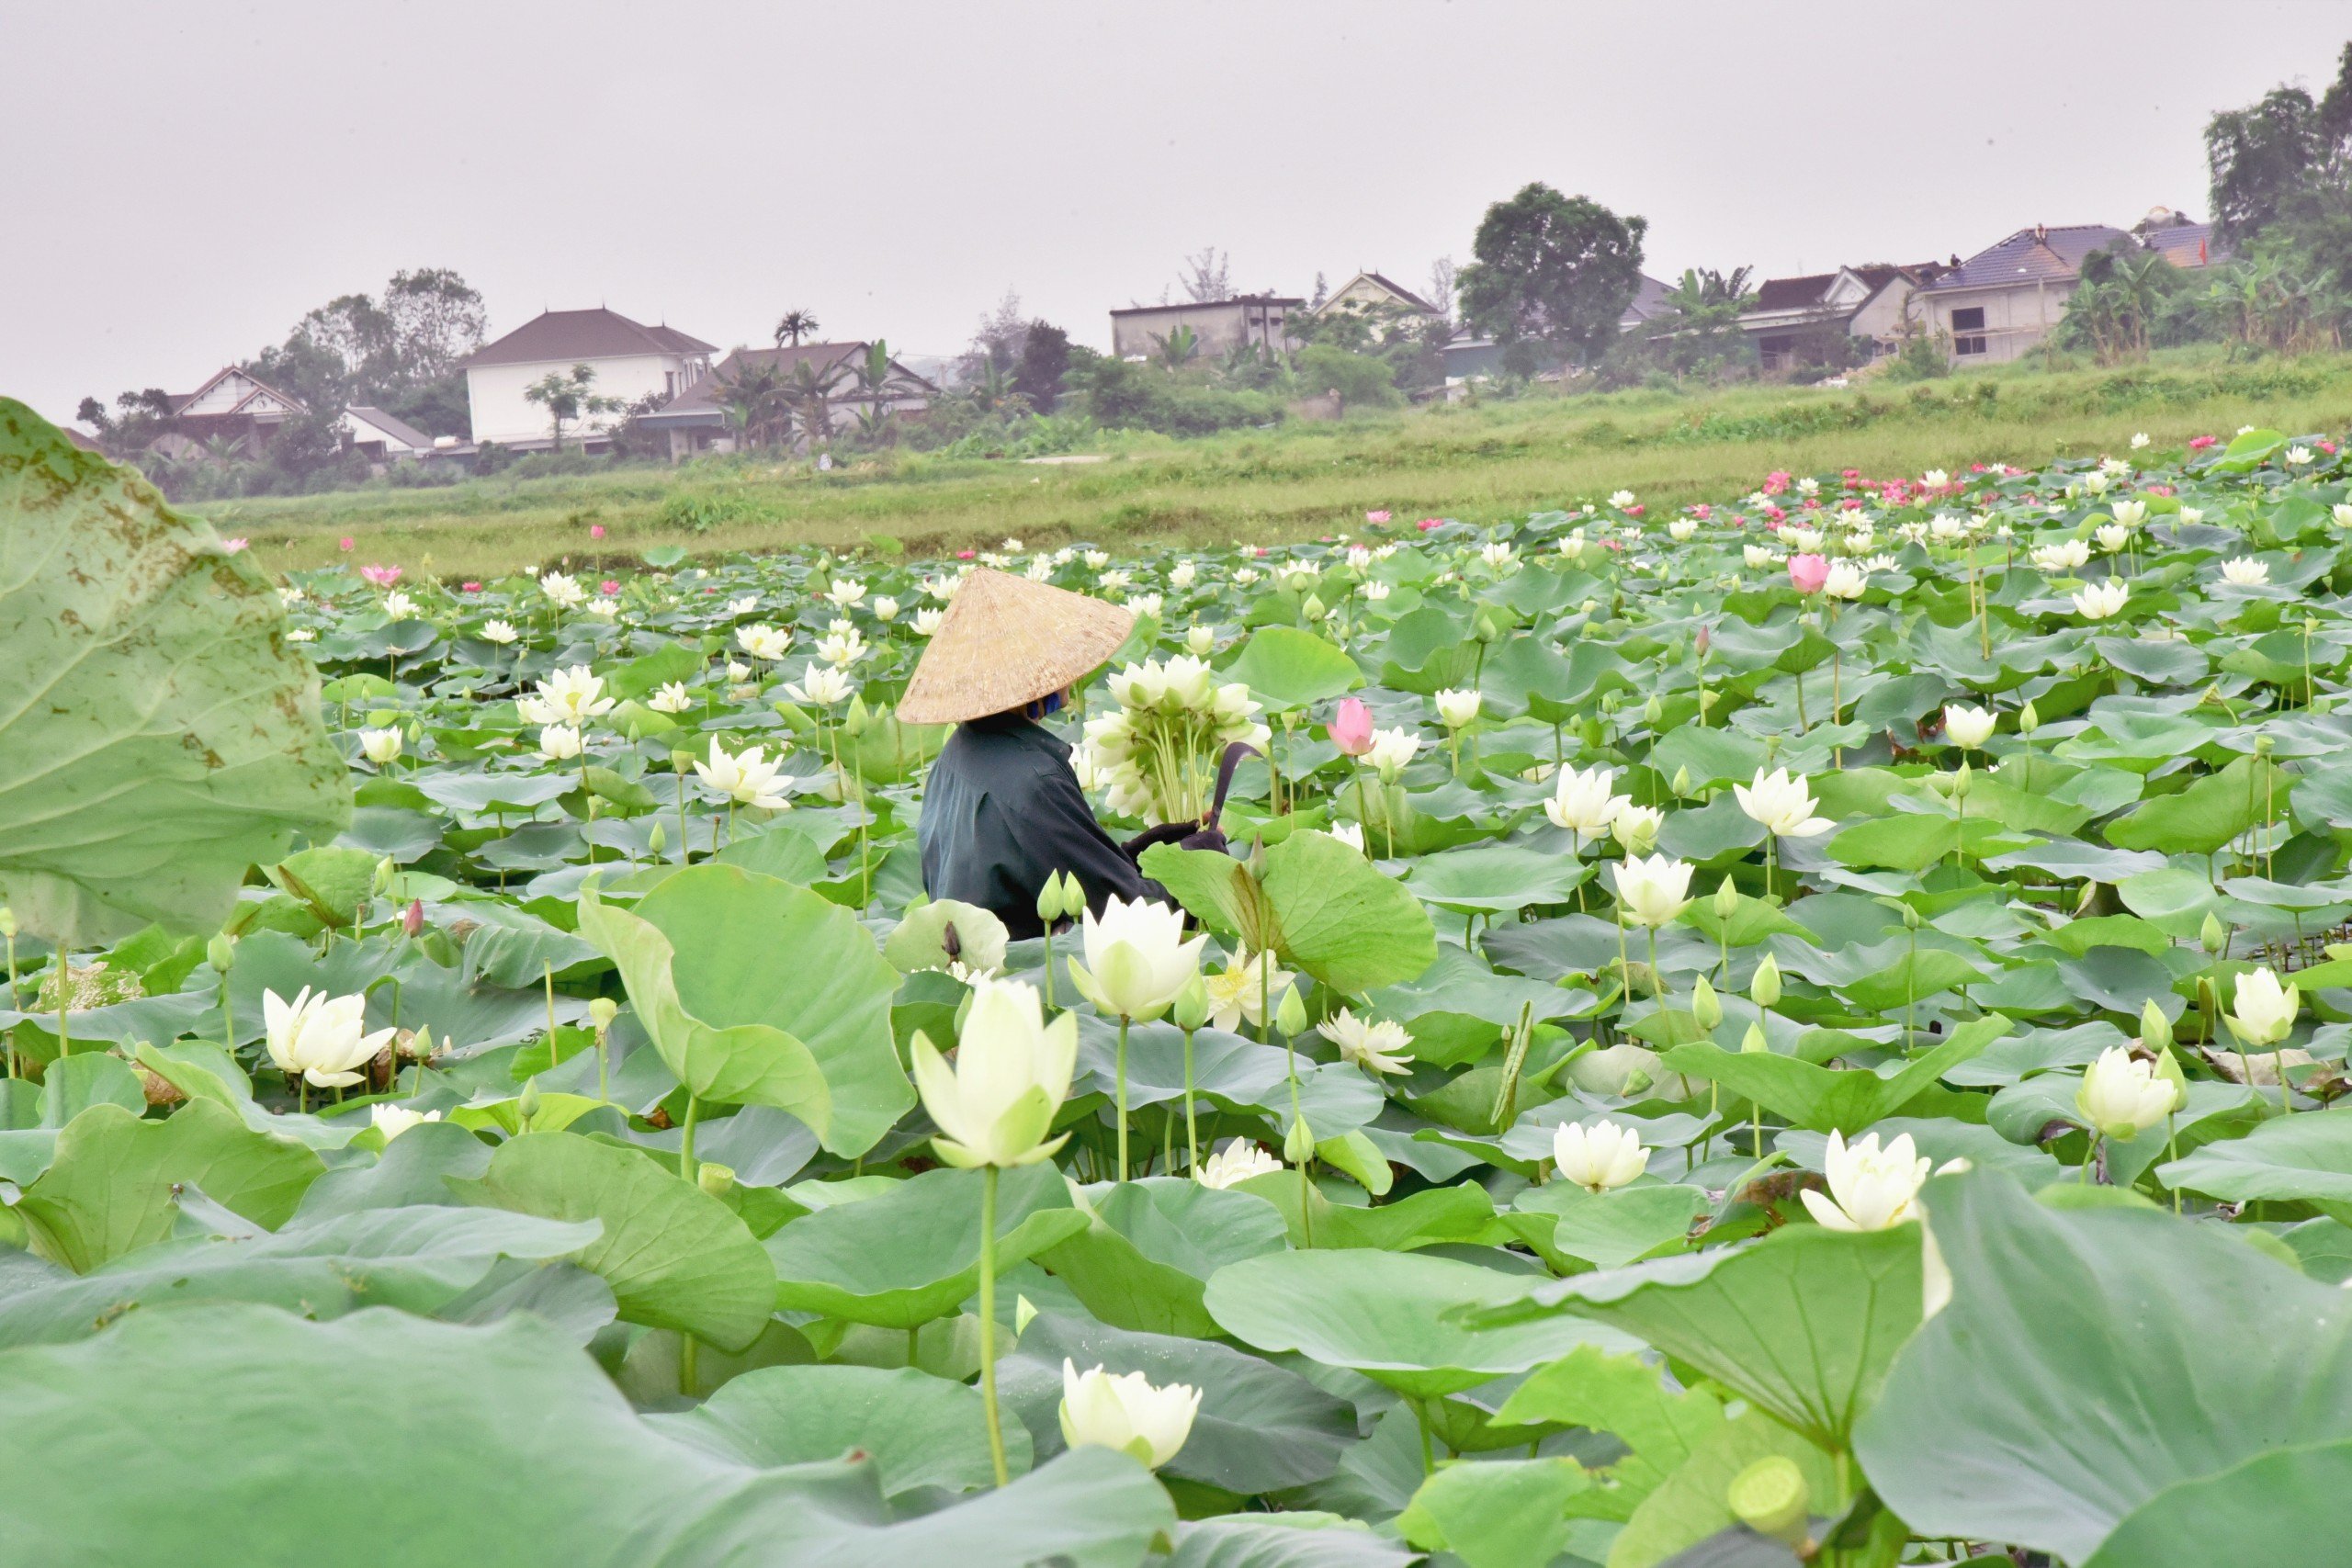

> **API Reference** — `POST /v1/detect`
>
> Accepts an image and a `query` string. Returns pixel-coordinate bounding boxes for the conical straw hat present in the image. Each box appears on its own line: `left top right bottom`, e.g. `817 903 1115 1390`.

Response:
897 569 1136 725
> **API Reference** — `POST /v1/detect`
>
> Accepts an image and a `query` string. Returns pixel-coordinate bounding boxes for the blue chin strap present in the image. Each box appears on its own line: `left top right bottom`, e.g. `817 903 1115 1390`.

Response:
1023 691 1066 720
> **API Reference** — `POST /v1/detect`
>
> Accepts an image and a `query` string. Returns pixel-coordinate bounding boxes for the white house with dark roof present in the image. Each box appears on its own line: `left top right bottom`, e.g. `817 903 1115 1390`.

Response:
1317 271 1445 323
340 405 436 459
637 343 935 460
458 307 715 449
154 367 304 457
1915 225 2129 365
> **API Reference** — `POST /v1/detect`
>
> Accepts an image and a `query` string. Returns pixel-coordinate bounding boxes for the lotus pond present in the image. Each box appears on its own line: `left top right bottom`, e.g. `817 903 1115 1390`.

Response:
6 399 2352 1566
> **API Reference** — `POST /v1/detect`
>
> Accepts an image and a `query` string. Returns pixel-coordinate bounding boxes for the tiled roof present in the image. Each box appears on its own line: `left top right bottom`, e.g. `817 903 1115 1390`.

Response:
458 308 715 368
1921 227 2128 292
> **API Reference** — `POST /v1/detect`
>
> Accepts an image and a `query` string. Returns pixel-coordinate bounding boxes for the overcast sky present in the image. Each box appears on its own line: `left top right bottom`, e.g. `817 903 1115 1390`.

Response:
9 1 2349 426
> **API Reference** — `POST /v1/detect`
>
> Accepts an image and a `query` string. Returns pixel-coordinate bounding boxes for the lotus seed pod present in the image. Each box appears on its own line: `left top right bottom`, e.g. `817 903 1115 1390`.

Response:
1274 984 1309 1039
1690 974 1724 1032
1171 973 1212 1033
588 998 620 1031
1751 953 1782 1010
1726 1456 1810 1548
1713 875 1740 919
207 933 236 974
696 1162 736 1198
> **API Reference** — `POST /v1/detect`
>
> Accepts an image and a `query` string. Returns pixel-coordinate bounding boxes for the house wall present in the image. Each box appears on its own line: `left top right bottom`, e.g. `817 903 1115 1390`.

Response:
1848 283 1919 350
1918 281 2073 366
465 353 691 446
1110 301 1290 361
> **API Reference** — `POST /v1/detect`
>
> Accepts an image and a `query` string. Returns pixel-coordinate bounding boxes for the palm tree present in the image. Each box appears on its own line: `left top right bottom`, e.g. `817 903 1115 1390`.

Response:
785 356 850 450
1149 324 1201 368
774 310 820 348
710 359 790 450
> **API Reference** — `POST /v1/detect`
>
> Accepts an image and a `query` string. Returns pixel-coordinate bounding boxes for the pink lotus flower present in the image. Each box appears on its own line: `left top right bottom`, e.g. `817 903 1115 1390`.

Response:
1787 554 1830 594
2188 435 2217 451
1329 697 1374 757
1625 504 1645 517
1764 506 1787 525
1762 470 1791 495
1841 468 1860 479
956 549 976 560
590 524 606 539
1365 510 1391 525
2323 439 2340 456
461 581 481 592
219 537 249 554
2145 484 2175 497
360 564 402 587
1416 518 1441 533
402 899 424 937
1690 503 1712 520
339 536 355 552
599 580 620 595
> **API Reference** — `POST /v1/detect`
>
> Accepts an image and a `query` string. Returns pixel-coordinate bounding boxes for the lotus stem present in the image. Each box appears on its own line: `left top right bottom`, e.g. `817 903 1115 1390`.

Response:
978 1164 1010 1487
1182 1024 1199 1171
1115 1014 1131 1181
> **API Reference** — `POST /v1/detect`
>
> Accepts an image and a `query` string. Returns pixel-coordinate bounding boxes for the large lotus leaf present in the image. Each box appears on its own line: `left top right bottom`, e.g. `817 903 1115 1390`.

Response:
0 402 350 942
1659 1017 2006 1134
2156 1105 2352 1220
1854 1168 2352 1565
1397 1457 1588 1568
0 1302 1172 1568
765 1162 1086 1329
1038 1177 1290 1337
630 863 912 1156
1204 1247 1634 1398
1608 1410 1838 1568
1000 1311 1359 1494
11 1100 325 1272
453 1130 775 1352
2105 754 2284 857
1145 829 1435 995
2080 1445 2352 1568
1222 626 1364 709
1406 843 1591 915
1491 1343 1725 1501
1481 1223 1923 1450
576 889 832 1133
1165 1516 1415 1568
0 1203 596 1348
651 1363 1029 1495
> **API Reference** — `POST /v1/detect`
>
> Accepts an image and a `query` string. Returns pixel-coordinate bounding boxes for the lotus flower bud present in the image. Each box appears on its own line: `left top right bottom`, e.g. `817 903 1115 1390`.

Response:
0 908 15 940
1713 875 1740 919
1690 974 1724 1032
1274 983 1309 1039
1621 1066 1654 1096
2075 880 2100 917
1037 872 1070 923
1740 1020 1770 1054
1751 953 1782 1010
373 856 397 896
842 694 872 737
1301 593 1327 622
1015 1294 1040 1334
1475 614 1501 644
2018 700 2041 734
1694 624 1712 660
1644 694 1663 727
1727 1457 1811 1549
671 749 695 773
1671 765 1692 798
1903 903 1921 931
1950 761 1971 800
1283 1114 1317 1163
589 998 620 1031
516 1077 541 1126
207 933 236 974
1171 973 1211 1033
696 1162 736 1198
2200 911 2229 955
2140 998 2170 1055
1060 872 1092 920
402 898 424 937
648 821 667 856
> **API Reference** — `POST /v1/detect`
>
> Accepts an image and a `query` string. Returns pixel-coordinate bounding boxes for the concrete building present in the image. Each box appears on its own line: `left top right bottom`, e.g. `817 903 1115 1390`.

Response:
458 308 714 449
1739 264 1947 371
1914 225 2129 365
636 343 934 460
1109 294 1302 362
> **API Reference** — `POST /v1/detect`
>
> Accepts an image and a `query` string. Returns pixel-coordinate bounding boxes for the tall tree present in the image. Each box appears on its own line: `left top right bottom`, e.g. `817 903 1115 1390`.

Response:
524 363 620 452
774 310 820 347
1013 321 1071 413
2206 85 2324 244
1181 247 1233 303
382 268 486 381
1458 183 1647 370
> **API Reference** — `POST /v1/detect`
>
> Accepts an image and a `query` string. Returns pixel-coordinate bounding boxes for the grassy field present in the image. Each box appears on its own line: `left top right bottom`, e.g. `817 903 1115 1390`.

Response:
198 349 2352 577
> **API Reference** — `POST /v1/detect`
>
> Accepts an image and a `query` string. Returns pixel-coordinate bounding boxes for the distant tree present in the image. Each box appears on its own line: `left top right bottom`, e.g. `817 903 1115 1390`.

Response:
1307 270 1329 311
2207 86 2327 245
784 356 852 449
524 363 620 452
1149 323 1202 368
2061 243 2187 363
1012 320 1070 412
959 288 1030 382
774 310 821 347
1458 183 1647 371
712 358 792 449
1426 257 1457 320
2199 42 2352 350
1181 247 1233 303
382 268 486 381
74 389 175 457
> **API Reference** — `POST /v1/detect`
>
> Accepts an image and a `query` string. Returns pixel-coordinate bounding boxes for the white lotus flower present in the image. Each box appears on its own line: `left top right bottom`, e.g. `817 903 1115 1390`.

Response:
539 571 585 608
726 595 761 616
2075 1047 2177 1139
2222 557 2270 586
1612 853 1695 929
582 599 619 620
537 724 583 761
533 665 616 725
1480 541 1518 570
1744 544 1778 570
1195 1138 1282 1189
1202 949 1292 1033
1668 519 1698 542
1362 579 1391 602
1802 1130 1930 1232
1553 1118 1646 1192
1610 801 1663 854
2130 432 2150 449
1433 688 1482 729
693 739 789 810
371 1103 441 1141
2110 499 2147 527
1329 820 1365 852
1169 559 1198 588
912 607 945 636
910 976 1077 1168
357 728 403 765
825 578 867 608
648 681 694 714
381 591 418 620
1736 768 1834 839
287 627 316 642
1785 526 1825 553
2032 540 2091 572
2072 580 2130 621
817 626 867 666
1367 728 1419 782
737 625 793 661
481 619 519 646
2096 525 2130 554
1822 559 1867 600
1068 896 1207 1021
786 665 856 708
2335 503 2352 529
264 987 395 1089
1929 513 1967 542
1944 705 1996 750
1317 1009 1416 1075
1184 624 1217 657
1059 1359 1200 1468
726 660 751 682
1545 764 1630 840
1921 468 1950 489
2227 966 2300 1047
2286 446 2313 466
871 596 899 622
2178 507 2204 525
1609 490 1636 509
1125 592 1164 620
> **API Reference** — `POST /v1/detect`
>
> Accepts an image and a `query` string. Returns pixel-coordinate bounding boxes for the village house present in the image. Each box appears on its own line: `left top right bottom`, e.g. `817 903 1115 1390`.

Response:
147 367 304 459
340 405 437 461
1110 294 1303 361
635 342 935 461
1913 225 2130 365
1738 264 1947 372
2133 205 2228 270
1317 271 1445 325
458 307 714 450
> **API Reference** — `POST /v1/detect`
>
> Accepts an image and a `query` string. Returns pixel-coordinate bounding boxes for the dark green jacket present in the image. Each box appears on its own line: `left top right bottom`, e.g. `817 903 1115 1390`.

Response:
918 713 1165 941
